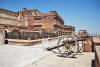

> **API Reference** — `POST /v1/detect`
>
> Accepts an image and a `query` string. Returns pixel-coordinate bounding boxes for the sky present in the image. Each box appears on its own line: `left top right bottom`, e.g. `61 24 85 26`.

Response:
0 0 100 33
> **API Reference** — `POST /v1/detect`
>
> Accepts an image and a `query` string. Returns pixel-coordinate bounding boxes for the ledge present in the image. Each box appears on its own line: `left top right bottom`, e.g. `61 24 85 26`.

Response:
6 37 58 46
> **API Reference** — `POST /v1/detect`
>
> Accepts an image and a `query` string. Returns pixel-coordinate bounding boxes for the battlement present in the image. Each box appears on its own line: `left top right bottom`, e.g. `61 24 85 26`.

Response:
0 8 18 17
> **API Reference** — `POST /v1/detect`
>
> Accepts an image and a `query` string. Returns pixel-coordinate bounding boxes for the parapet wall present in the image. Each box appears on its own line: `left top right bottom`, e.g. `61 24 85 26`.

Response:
0 13 17 20
93 37 100 67
95 46 100 67
0 13 18 26
0 9 18 26
0 8 18 16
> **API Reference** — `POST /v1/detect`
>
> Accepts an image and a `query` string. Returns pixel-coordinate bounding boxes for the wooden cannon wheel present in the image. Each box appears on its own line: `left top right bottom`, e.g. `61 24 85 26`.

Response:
57 35 78 58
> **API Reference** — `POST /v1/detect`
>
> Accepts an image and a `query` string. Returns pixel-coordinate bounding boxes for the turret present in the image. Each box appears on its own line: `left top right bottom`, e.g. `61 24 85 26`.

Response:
22 8 27 11
50 11 58 15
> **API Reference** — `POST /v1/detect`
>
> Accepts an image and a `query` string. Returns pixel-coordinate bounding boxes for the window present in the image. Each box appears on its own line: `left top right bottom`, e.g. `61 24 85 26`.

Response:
34 18 41 20
50 16 54 19
34 25 42 27
31 12 37 16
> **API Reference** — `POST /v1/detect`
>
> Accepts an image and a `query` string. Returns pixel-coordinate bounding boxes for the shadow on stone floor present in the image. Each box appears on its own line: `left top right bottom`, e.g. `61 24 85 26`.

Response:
91 59 95 67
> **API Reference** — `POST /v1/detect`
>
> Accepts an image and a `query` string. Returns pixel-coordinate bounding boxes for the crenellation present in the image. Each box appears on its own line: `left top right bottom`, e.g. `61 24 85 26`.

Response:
22 8 27 11
50 11 58 15
0 8 17 17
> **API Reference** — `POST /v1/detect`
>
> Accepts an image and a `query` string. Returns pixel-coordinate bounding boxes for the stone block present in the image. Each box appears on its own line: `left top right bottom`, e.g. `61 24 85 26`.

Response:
0 28 5 45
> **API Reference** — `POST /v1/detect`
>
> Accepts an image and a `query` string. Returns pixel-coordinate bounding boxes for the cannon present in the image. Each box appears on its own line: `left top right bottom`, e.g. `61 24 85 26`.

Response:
46 35 86 57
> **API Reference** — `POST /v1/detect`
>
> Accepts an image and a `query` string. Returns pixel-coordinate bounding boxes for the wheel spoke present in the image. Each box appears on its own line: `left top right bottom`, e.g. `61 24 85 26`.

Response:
57 35 78 57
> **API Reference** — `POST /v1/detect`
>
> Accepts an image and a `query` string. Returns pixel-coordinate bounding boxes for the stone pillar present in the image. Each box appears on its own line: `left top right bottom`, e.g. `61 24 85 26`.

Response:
72 31 74 35
83 40 92 52
24 16 29 27
0 28 5 45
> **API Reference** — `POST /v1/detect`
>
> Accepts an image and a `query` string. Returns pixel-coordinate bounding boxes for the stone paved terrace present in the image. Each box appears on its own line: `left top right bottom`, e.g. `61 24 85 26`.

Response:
0 39 95 67
26 52 94 67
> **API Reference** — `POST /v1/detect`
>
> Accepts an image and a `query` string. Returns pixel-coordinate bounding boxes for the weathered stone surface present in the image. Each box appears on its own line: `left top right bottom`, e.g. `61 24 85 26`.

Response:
0 28 5 45
93 37 100 43
95 46 100 67
0 39 58 67
26 52 94 67
0 39 94 67
93 37 100 67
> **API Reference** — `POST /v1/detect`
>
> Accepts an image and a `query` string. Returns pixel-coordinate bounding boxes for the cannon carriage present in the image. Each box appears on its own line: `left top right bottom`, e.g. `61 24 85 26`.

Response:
46 35 86 57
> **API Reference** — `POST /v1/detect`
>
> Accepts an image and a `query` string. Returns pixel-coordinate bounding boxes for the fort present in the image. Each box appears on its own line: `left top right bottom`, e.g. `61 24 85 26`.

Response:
0 8 100 67
0 8 75 35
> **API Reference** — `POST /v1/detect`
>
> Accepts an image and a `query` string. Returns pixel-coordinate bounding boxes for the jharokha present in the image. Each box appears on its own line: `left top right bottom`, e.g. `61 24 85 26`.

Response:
0 8 75 35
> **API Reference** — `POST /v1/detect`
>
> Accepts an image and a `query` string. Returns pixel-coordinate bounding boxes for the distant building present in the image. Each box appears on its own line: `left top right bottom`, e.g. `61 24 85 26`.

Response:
78 30 88 37
0 8 75 35
64 25 75 35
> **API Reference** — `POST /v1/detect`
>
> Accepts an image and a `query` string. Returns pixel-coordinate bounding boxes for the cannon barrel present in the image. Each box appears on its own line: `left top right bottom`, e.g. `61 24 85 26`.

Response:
46 38 86 51
47 40 76 51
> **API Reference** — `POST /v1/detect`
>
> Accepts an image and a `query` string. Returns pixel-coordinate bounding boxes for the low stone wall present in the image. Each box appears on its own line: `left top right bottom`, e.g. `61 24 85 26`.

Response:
93 37 100 67
0 28 5 45
83 37 93 52
6 39 42 46
6 37 58 46
95 46 100 67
